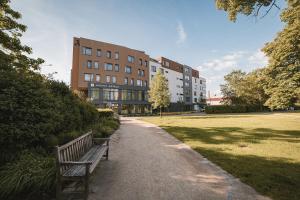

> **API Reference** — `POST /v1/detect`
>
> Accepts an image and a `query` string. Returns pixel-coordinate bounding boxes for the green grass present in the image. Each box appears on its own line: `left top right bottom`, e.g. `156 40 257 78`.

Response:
140 112 300 200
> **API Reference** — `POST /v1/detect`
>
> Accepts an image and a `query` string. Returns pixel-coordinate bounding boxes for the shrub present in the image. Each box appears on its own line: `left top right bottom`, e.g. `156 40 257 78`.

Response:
98 108 114 118
205 105 270 114
93 118 120 138
0 152 56 200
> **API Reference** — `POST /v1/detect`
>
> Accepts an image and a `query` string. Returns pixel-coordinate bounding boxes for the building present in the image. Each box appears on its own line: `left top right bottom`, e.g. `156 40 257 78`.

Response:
71 37 150 114
71 37 206 114
207 97 223 105
149 57 206 111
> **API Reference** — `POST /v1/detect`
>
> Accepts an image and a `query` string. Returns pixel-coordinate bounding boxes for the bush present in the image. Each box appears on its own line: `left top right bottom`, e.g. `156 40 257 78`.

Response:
205 105 270 114
0 152 56 200
93 118 120 138
98 108 114 118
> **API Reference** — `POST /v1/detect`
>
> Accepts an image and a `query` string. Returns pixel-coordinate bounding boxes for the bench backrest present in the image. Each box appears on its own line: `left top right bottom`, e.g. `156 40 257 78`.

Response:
56 131 93 171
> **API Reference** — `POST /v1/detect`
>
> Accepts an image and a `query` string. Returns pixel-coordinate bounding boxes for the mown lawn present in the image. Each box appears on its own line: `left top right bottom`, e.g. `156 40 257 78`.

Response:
140 112 300 200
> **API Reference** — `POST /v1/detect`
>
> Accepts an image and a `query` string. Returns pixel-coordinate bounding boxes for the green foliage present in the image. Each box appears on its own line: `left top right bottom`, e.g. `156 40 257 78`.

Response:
0 152 56 200
221 69 268 108
97 108 115 118
215 0 300 110
205 105 270 114
148 71 171 116
93 118 120 138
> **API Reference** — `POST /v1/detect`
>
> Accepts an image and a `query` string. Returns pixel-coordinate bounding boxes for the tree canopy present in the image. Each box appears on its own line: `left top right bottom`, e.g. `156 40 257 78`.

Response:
148 71 171 117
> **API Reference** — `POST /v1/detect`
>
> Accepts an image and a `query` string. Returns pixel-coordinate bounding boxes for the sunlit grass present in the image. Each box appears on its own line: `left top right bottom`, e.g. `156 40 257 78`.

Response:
140 112 300 200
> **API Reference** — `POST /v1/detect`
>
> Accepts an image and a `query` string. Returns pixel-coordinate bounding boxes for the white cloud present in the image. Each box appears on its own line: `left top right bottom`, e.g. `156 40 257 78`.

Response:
248 49 268 67
176 21 187 44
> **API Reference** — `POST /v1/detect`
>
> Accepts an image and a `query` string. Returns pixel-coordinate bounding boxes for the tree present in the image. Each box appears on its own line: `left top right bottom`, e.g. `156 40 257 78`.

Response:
216 0 300 110
148 71 171 117
220 69 268 110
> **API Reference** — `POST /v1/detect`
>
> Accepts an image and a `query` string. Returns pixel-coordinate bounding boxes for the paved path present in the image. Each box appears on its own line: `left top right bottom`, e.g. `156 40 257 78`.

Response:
89 117 270 200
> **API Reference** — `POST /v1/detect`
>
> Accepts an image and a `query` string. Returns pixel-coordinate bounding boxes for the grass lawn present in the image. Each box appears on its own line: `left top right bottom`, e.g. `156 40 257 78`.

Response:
140 112 300 200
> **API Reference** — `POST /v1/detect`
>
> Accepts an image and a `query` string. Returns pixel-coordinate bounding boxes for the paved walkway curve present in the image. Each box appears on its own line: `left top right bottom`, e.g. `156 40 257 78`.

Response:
89 117 271 200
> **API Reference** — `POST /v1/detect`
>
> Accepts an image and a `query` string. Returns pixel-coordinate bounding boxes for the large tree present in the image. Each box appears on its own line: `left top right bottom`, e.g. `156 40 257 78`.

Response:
216 0 300 110
148 71 171 117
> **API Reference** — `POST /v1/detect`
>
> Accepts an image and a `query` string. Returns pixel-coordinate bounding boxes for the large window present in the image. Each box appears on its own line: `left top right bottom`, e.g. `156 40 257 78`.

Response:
82 47 92 55
151 65 156 72
112 76 116 84
96 74 100 82
115 52 119 59
144 60 148 67
125 66 132 74
122 90 132 101
90 88 99 100
94 61 99 69
139 58 143 66
87 60 92 69
106 75 110 83
84 73 93 81
137 79 142 86
130 78 134 85
114 64 119 72
103 89 118 101
124 77 128 85
105 63 113 71
106 51 111 58
128 55 134 63
200 80 203 84
97 49 101 57
144 80 147 87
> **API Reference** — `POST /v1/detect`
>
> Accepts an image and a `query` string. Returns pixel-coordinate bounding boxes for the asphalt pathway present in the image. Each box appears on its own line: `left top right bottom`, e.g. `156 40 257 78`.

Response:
89 117 271 200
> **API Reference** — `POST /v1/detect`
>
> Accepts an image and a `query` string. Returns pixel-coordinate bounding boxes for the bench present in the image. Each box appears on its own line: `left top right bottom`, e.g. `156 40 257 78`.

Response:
55 131 109 200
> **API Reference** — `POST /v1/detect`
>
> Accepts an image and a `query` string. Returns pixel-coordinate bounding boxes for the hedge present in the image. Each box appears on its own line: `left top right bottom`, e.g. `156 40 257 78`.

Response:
205 105 270 114
98 108 115 118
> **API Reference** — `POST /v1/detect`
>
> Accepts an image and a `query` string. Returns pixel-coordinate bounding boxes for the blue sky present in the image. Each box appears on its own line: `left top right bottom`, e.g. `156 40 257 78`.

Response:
11 0 285 96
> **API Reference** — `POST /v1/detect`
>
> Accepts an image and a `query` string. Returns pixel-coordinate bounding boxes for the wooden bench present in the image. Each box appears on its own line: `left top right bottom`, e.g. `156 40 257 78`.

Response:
55 131 109 200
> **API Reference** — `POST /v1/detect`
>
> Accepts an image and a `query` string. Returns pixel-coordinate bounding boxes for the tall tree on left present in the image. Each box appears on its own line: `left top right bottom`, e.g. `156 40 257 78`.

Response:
0 0 44 71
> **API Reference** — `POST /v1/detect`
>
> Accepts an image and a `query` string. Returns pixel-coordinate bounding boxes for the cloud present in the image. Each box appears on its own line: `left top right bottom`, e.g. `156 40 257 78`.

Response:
176 21 187 44
248 49 268 67
197 50 268 96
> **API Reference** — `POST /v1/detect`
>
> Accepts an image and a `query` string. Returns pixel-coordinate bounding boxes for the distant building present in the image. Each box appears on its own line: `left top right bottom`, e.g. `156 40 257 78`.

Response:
71 37 206 114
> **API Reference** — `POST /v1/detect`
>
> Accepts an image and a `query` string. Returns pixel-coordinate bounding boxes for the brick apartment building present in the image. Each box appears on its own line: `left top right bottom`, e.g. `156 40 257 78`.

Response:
71 37 206 114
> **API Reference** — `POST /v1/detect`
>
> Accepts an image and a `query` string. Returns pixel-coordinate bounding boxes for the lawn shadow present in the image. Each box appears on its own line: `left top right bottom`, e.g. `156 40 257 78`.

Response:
161 126 300 145
193 147 300 200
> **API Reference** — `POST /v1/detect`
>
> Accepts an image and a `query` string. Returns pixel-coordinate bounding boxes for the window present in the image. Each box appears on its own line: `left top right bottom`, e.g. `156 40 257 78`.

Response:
112 76 116 84
144 60 148 67
185 97 190 102
125 66 132 73
96 74 100 82
138 69 143 76
87 60 92 69
151 65 156 72
200 92 203 96
84 73 93 81
165 71 168 73
130 78 134 85
90 88 99 100
194 78 197 83
194 98 197 103
115 52 119 59
104 63 113 71
103 89 118 101
94 61 99 69
141 70 145 77
200 80 203 84
194 91 196 96
128 55 134 63
106 51 111 58
139 58 143 66
144 80 147 87
122 90 132 101
106 75 110 83
82 47 92 55
124 77 128 85
114 64 119 72
165 61 169 67
97 49 101 57
137 79 142 86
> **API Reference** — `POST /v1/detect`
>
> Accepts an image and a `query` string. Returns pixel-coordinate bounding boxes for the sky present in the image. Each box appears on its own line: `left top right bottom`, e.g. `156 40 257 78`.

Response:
11 0 285 96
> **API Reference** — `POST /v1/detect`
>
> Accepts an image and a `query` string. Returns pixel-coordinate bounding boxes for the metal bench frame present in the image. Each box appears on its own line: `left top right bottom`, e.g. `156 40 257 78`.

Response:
55 131 109 200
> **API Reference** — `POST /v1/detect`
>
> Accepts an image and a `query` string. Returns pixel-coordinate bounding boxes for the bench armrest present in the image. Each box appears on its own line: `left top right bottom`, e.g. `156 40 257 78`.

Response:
60 161 92 166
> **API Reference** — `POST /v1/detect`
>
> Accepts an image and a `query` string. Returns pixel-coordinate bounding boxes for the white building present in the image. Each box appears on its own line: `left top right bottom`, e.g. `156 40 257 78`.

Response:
149 59 183 103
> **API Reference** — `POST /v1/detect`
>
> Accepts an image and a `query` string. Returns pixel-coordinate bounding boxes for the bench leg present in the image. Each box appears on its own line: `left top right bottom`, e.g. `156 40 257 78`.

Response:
84 165 90 200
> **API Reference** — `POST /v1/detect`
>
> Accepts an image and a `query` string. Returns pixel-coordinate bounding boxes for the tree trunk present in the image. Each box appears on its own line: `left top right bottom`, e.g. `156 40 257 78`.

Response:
160 106 162 118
